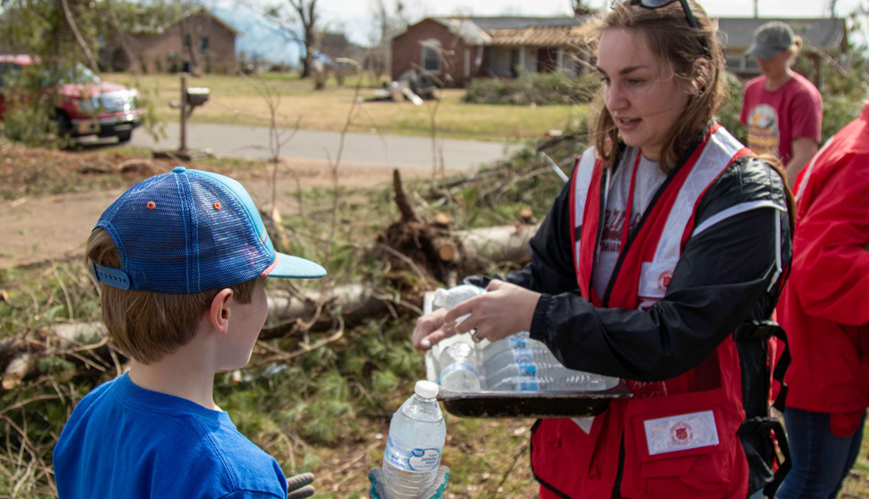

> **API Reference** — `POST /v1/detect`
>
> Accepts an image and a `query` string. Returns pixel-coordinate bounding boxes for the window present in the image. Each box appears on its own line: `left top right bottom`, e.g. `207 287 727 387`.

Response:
199 35 209 53
725 53 744 71
421 39 441 74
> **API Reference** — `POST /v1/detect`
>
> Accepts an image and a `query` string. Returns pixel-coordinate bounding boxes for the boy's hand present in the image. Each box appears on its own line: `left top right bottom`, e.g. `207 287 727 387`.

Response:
368 466 450 499
287 473 315 499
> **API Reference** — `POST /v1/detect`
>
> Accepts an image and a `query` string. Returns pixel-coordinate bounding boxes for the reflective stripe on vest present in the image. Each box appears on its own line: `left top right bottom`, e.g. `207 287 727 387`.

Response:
572 126 751 307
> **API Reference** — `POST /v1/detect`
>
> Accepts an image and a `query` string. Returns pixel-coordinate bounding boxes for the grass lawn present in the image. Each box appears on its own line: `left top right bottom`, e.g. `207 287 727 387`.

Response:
841 420 869 497
109 72 588 141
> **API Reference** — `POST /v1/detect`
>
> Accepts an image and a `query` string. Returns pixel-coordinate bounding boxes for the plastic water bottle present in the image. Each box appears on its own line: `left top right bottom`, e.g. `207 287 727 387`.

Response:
438 339 482 391
431 285 486 391
483 344 553 375
482 334 620 392
382 381 446 499
538 372 621 391
431 284 486 323
479 332 542 362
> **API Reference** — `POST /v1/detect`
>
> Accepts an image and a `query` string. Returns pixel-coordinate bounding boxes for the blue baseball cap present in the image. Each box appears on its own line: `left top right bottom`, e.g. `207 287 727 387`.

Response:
91 166 326 293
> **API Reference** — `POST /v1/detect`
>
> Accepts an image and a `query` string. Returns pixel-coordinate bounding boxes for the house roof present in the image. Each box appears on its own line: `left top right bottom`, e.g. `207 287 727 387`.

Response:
463 16 586 31
131 6 240 37
716 17 846 50
487 26 589 47
423 16 588 47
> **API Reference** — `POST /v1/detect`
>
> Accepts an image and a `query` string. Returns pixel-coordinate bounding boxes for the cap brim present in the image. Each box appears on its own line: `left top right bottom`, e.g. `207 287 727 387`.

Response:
268 253 327 279
746 43 780 61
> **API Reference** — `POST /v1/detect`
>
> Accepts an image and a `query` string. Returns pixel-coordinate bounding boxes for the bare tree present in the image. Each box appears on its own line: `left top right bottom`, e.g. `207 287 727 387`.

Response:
266 0 323 78
570 0 598 16
366 0 408 84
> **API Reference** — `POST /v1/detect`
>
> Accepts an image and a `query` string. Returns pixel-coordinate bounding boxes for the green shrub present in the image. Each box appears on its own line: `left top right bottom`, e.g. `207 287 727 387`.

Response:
464 72 601 106
716 71 746 143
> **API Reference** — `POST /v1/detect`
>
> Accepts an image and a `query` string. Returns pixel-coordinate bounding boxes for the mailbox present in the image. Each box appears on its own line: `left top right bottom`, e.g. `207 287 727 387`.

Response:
186 87 209 107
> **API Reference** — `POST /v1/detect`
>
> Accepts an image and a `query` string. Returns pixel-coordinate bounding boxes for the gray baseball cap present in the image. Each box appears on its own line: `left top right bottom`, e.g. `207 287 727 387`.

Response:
747 21 796 60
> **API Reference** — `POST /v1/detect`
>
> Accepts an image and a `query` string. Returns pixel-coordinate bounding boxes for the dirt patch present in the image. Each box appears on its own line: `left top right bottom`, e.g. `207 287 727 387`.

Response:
0 144 453 268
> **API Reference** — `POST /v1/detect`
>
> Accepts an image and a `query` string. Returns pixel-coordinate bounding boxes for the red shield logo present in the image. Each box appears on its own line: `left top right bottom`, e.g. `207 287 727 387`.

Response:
670 422 694 445
657 270 673 292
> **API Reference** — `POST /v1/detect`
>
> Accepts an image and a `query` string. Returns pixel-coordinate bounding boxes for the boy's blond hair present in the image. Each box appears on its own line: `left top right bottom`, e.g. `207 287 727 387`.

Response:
86 228 262 364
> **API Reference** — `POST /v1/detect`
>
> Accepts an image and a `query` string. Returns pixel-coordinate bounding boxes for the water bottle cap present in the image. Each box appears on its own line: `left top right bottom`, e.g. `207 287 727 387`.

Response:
414 380 439 398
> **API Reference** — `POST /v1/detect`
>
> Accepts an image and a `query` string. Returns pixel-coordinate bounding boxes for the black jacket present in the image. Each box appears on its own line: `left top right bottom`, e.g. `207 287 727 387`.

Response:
473 144 794 422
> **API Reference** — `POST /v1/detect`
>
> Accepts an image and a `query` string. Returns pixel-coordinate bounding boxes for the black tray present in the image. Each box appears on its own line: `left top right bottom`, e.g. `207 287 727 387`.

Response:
436 381 633 418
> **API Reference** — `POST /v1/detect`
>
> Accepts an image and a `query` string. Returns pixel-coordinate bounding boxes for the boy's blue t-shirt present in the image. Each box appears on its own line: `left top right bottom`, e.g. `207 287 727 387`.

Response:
53 373 288 499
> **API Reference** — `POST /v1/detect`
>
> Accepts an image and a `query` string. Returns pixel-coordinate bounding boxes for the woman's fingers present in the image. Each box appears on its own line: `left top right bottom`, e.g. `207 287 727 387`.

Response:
417 324 457 351
412 309 445 349
486 279 505 291
443 296 478 325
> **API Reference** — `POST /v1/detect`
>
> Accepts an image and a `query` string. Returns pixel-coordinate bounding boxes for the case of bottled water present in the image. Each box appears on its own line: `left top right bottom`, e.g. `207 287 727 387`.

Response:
424 285 619 394
382 380 446 499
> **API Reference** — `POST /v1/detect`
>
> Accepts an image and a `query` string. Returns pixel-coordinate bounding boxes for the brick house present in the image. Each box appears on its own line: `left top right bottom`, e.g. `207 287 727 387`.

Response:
101 6 239 74
390 16 592 87
717 17 847 85
319 32 367 65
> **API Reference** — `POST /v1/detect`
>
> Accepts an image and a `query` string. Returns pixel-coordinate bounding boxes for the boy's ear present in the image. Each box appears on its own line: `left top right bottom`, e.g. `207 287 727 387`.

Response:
208 288 234 335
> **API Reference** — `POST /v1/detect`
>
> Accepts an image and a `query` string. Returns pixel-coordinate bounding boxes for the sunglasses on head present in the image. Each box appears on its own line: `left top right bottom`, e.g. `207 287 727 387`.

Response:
633 0 699 29
613 0 709 54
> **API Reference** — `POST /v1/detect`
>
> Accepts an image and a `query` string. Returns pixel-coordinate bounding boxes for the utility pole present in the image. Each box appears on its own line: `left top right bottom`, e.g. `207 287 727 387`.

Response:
754 0 759 18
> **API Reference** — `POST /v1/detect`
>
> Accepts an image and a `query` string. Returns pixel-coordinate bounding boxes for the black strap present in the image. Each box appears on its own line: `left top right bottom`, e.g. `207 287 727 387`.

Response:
733 320 791 412
737 417 792 498
770 325 790 413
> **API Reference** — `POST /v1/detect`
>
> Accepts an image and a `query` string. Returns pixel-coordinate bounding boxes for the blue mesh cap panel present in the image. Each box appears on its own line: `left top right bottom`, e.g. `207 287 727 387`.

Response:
93 168 324 293
97 172 194 293
191 171 326 279
94 170 273 294
187 175 272 292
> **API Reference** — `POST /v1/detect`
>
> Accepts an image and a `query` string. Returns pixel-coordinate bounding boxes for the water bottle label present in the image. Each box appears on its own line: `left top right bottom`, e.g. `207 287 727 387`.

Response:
512 348 533 364
384 436 442 472
439 362 478 383
518 364 538 391
509 338 528 350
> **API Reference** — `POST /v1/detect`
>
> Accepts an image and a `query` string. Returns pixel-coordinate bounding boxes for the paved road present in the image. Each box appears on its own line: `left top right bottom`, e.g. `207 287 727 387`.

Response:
131 123 521 170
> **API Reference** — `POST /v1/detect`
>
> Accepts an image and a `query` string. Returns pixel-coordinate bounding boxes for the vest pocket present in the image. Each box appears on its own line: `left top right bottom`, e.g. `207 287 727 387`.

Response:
620 392 742 498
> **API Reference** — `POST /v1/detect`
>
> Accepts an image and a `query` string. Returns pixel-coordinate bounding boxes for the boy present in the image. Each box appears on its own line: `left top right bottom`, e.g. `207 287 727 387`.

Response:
53 167 324 499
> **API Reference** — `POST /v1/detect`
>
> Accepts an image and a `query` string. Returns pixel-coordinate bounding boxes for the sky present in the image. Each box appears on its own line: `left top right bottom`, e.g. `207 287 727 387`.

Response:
305 0 864 46
220 0 865 64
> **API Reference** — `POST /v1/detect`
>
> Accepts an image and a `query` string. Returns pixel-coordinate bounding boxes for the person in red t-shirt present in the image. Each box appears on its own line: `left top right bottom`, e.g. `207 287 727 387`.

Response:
740 21 822 187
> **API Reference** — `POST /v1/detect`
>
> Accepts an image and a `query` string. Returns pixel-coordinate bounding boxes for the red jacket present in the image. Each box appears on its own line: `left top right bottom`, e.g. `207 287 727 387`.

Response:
778 104 869 437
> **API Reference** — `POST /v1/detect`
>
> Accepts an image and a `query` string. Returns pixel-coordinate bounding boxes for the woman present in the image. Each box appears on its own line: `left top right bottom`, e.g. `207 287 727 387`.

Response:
775 103 869 499
412 2 793 498
740 21 822 187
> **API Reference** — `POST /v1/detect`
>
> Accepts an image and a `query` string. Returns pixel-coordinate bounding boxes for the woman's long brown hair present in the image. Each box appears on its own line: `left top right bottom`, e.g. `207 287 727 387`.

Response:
592 0 725 173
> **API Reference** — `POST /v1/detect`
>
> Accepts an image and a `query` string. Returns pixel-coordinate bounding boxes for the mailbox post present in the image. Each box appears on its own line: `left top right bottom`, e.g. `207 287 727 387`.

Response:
163 73 210 160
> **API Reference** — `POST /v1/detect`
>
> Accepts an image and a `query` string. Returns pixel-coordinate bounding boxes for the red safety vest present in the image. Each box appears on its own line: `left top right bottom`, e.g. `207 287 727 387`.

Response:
532 125 755 499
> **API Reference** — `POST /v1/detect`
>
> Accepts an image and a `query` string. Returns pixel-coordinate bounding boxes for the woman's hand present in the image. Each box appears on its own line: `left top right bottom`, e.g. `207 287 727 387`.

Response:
411 308 456 351
445 280 541 344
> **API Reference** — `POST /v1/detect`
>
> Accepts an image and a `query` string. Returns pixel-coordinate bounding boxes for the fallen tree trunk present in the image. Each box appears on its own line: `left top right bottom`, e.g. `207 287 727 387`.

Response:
0 285 392 391
451 223 539 272
1 215 538 392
